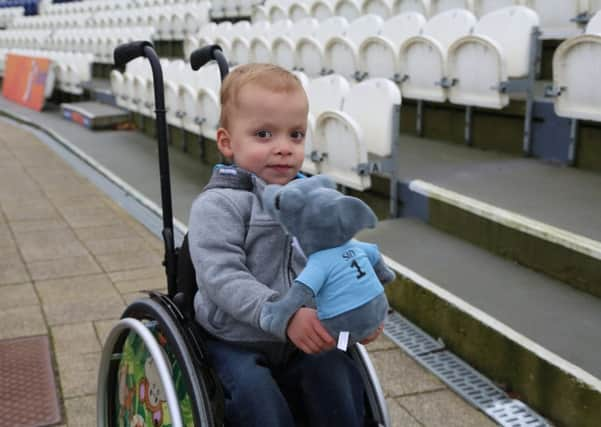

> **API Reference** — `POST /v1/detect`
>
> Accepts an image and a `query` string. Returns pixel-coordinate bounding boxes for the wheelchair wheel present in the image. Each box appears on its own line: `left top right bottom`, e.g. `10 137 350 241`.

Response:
97 295 224 427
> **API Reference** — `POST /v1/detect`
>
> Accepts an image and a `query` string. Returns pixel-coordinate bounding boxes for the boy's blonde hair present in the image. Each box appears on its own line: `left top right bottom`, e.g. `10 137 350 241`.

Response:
219 63 307 130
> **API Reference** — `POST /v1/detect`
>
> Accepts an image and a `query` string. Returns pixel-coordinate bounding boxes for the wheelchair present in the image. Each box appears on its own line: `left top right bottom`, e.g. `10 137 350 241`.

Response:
97 42 390 427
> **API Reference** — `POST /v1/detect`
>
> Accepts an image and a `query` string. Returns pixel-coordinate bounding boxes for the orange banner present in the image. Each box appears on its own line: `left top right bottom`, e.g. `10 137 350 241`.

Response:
2 54 52 111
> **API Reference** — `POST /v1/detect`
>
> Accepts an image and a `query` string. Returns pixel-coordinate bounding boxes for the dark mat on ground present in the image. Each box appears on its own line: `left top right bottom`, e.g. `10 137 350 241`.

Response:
0 335 62 426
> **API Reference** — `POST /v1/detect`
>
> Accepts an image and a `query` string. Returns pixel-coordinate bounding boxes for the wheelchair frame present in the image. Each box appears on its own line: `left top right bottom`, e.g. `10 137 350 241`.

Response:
97 41 391 427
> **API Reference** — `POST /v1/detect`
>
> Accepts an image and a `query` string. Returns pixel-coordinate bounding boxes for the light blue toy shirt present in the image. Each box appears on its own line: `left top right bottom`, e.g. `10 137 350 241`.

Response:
295 240 385 320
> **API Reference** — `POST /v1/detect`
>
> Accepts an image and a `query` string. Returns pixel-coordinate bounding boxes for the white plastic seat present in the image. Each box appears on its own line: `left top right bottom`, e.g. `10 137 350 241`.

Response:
591 0 601 16
304 74 351 175
399 8 476 102
358 11 426 80
362 0 395 18
334 0 363 20
311 0 335 20
250 20 292 64
229 22 259 66
288 1 311 21
446 6 539 109
252 5 269 22
392 0 431 16
268 1 292 22
472 0 519 17
552 10 601 121
296 16 349 76
523 0 587 38
272 18 319 70
314 78 400 190
164 60 188 126
214 21 251 65
324 14 383 80
430 0 475 15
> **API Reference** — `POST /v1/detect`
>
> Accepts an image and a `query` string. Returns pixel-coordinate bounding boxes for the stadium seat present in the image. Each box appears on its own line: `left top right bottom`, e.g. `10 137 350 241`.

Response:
334 0 363 20
272 17 319 70
250 19 292 63
446 6 539 109
289 1 311 21
311 0 336 20
430 0 475 16
552 10 601 122
296 16 349 76
358 11 426 81
304 74 351 175
313 78 400 190
230 21 269 66
472 0 520 17
399 8 476 102
324 14 383 80
393 0 431 19
362 0 395 18
523 0 588 38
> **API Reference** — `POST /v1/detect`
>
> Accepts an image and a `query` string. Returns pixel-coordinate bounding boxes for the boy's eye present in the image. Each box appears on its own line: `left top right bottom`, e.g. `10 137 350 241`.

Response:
256 130 272 138
291 130 305 141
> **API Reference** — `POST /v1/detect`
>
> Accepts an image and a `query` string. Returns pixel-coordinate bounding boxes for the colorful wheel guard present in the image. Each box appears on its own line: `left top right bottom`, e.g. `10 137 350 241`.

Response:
115 321 194 427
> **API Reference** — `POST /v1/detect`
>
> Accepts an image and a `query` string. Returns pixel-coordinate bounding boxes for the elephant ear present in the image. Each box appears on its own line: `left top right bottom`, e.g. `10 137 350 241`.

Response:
336 196 377 239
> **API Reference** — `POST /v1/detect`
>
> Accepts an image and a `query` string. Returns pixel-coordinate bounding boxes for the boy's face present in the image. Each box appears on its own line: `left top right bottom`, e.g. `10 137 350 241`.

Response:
217 83 307 185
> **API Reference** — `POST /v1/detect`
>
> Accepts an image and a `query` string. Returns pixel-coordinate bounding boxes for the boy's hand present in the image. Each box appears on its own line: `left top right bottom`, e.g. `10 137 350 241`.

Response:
287 307 335 354
360 323 384 346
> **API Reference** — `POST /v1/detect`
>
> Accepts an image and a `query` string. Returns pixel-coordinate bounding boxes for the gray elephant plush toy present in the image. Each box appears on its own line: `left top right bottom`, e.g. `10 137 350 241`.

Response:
259 174 396 349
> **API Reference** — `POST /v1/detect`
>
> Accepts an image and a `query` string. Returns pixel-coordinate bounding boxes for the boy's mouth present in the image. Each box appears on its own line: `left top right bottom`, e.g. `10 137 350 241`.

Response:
268 164 292 172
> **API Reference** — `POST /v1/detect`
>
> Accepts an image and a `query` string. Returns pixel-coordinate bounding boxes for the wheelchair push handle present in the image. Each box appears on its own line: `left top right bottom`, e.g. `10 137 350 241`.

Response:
190 44 229 81
113 40 153 68
113 41 177 298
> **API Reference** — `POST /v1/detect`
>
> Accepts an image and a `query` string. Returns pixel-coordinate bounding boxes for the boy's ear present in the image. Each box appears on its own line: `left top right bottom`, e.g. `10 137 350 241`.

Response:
216 128 233 159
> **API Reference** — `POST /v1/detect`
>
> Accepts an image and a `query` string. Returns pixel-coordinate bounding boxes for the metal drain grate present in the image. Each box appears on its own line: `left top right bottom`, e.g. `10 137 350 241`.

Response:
383 311 551 427
383 311 444 357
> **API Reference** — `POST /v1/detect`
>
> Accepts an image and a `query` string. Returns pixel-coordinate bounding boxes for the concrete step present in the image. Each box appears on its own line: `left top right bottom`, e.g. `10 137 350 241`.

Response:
395 133 601 299
359 217 601 427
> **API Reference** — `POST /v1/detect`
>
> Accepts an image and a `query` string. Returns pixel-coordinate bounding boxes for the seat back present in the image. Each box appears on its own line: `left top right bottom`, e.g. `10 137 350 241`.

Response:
475 6 539 77
380 11 426 46
524 0 585 36
311 0 335 20
334 0 362 20
473 0 517 17
424 8 477 50
306 74 351 117
345 14 383 45
342 78 401 157
362 0 394 18
393 0 431 16
587 10 601 34
431 0 475 15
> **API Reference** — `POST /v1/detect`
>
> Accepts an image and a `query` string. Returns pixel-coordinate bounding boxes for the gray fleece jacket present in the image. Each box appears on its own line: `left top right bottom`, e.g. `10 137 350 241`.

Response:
188 165 307 344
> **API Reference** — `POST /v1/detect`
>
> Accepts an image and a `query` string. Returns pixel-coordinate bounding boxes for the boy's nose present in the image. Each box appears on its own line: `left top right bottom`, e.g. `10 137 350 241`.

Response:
276 138 293 155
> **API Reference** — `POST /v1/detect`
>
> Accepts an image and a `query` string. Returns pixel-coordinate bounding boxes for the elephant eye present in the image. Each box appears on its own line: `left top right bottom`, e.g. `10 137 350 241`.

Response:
275 194 281 210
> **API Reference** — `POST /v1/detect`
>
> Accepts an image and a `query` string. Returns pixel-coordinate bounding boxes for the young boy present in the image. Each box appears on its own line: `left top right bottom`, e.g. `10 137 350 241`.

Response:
187 63 381 426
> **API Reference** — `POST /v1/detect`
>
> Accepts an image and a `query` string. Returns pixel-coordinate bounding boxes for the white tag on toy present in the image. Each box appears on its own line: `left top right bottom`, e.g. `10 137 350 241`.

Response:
337 331 350 351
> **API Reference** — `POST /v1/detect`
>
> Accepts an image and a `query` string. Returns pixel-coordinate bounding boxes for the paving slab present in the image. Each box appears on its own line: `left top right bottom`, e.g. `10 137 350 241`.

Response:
398 389 498 427
64 395 97 427
0 305 47 340
369 347 446 397
1 198 62 222
94 318 120 347
95 249 162 273
27 254 102 281
51 322 102 356
56 351 101 398
386 398 422 427
0 253 30 285
0 282 39 310
15 227 89 263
